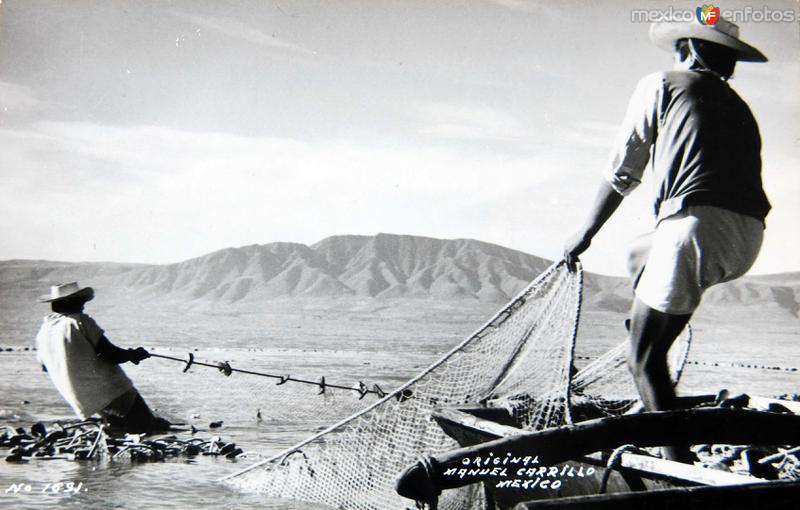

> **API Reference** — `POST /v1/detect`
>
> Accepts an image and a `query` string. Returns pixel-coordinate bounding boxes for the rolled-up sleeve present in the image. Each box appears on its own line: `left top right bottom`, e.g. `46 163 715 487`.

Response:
604 72 663 196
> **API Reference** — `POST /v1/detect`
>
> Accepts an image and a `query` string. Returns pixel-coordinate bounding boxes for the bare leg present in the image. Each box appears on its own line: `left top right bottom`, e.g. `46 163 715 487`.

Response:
628 297 693 462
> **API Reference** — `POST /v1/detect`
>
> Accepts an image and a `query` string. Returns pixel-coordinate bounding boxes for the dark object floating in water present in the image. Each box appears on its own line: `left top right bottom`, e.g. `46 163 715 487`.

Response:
766 402 792 414
217 361 233 376
209 421 223 429
1 419 248 464
717 392 749 408
31 422 46 437
226 447 244 459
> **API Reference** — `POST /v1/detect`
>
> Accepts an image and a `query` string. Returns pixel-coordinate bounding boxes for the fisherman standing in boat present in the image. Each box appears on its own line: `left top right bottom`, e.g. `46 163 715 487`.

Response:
563 18 769 462
36 282 170 433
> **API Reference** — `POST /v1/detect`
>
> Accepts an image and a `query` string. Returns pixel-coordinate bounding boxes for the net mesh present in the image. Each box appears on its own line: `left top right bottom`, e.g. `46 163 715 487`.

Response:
571 325 692 417
776 451 800 480
222 262 692 509
223 262 583 509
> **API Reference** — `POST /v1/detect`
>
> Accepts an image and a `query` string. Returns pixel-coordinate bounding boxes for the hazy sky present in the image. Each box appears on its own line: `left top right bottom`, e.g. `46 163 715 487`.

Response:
1 0 797 275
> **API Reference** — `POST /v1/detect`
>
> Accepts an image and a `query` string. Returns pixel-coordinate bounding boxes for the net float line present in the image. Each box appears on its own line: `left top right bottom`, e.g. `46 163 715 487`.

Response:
148 352 393 400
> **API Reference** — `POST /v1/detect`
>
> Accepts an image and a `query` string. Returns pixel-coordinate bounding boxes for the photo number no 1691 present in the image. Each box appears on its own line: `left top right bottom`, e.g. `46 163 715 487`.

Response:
5 481 86 495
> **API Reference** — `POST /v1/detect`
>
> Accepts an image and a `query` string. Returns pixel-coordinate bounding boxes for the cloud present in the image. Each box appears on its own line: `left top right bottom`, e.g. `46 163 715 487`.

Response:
415 101 528 141
412 101 621 156
482 0 558 15
170 11 318 56
753 152 800 274
0 121 560 264
573 120 619 134
0 81 46 112
561 120 620 150
1 118 795 275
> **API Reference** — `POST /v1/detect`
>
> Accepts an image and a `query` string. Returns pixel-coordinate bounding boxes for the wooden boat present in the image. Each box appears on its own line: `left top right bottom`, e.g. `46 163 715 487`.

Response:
514 480 800 509
395 396 800 509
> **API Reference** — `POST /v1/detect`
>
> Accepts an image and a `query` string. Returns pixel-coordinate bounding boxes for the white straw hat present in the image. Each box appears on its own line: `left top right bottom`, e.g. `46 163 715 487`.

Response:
650 17 767 63
39 282 95 303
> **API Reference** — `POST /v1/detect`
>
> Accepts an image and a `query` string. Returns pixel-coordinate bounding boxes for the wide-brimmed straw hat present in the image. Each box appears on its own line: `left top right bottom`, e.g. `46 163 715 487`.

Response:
650 17 767 62
39 282 95 303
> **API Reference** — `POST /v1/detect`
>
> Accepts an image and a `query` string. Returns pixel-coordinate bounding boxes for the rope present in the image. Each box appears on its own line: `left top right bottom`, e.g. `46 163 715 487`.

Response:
671 324 692 386
484 261 575 395
568 356 798 372
413 456 441 510
683 359 799 372
599 444 639 493
758 446 800 465
564 261 584 425
148 353 386 398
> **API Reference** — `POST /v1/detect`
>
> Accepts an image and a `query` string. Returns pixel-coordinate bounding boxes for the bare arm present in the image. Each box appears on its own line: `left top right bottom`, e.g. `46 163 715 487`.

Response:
95 335 150 365
563 179 624 269
562 75 661 270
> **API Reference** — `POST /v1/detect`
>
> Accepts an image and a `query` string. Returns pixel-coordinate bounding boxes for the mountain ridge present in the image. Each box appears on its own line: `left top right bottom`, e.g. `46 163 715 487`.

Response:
1 234 797 316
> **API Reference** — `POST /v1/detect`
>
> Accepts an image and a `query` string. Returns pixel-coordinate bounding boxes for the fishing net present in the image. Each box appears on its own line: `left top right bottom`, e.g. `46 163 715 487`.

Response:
222 262 583 509
571 325 692 417
775 450 800 480
222 261 693 509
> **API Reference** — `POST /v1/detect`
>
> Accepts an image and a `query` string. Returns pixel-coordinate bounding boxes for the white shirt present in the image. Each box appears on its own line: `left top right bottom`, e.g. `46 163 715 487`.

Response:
36 313 133 418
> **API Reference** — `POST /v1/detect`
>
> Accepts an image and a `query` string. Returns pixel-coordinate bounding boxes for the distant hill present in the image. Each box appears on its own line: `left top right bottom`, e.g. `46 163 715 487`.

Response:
0 233 797 317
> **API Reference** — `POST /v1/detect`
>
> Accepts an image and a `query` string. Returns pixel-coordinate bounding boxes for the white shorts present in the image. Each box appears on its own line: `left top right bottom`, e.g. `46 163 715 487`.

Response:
631 206 764 315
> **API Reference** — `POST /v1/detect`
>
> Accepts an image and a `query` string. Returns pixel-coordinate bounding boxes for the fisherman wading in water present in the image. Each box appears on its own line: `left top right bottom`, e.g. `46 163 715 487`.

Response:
564 18 769 462
36 282 170 433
